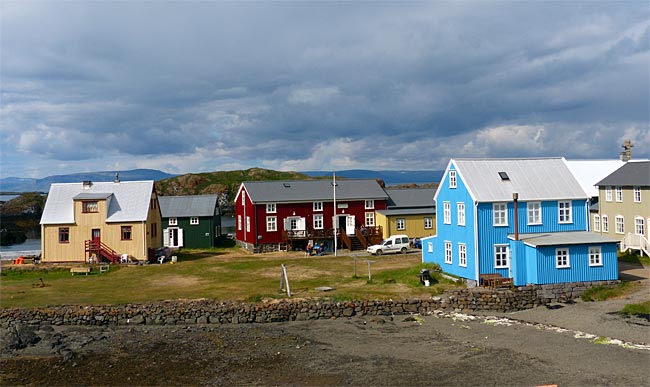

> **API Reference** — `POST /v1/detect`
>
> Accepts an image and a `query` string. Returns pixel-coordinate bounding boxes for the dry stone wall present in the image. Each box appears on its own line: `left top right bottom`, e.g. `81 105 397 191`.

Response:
0 280 619 327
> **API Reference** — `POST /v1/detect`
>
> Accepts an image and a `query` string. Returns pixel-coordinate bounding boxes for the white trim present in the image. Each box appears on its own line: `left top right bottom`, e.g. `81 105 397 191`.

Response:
444 241 452 264
615 215 625 234
555 248 570 268
588 246 602 267
558 200 572 224
443 202 451 224
527 201 542 225
494 244 509 268
493 202 508 226
458 243 467 267
457 202 465 226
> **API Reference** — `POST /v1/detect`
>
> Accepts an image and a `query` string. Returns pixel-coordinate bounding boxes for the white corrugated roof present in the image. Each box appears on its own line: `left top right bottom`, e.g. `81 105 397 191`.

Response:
41 181 154 224
453 158 588 202
565 159 625 197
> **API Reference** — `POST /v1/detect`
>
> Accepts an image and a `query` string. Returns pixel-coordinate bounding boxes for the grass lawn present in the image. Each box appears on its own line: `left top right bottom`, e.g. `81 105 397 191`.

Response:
1 248 460 308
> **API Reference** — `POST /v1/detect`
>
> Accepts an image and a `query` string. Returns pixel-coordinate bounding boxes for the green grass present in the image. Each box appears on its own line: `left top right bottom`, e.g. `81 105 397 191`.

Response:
618 251 650 266
0 250 462 308
619 301 650 318
580 281 640 302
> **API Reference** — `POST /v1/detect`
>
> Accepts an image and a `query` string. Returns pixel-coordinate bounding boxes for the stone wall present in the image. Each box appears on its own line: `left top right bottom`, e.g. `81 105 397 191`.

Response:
0 280 619 327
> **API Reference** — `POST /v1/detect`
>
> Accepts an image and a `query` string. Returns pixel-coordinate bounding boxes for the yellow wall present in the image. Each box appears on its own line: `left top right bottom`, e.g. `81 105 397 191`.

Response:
41 191 162 263
376 213 436 239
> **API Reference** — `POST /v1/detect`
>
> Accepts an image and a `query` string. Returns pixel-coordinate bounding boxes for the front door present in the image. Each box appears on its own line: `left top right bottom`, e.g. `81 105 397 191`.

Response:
92 229 101 245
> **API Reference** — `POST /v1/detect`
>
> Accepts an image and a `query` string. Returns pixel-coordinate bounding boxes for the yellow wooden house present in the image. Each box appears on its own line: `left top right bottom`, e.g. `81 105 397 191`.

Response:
40 180 162 263
375 188 437 240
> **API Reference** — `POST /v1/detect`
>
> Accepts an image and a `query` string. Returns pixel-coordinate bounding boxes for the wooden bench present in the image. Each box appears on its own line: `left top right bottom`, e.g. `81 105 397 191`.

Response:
70 267 91 276
480 273 513 289
99 264 110 273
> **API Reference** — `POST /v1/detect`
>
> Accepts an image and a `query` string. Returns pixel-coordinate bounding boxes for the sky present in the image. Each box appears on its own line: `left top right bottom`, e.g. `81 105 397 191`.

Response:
1 1 649 179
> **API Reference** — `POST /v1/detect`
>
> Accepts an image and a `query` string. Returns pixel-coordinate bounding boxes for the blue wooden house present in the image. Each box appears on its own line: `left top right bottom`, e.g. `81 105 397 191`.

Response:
421 158 619 286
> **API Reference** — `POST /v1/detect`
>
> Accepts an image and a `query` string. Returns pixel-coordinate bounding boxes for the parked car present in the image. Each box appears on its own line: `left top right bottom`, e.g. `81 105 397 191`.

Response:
367 234 410 255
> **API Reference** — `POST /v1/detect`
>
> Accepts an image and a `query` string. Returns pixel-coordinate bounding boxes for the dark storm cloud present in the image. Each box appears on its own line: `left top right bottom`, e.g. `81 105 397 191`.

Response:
1 1 648 177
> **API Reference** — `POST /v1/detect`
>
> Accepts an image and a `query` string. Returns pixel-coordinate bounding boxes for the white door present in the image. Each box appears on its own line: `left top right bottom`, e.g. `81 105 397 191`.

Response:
346 215 355 235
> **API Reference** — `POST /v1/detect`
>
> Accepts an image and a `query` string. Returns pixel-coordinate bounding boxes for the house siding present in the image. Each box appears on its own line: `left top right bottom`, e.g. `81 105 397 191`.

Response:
597 186 650 241
163 216 216 248
377 213 436 239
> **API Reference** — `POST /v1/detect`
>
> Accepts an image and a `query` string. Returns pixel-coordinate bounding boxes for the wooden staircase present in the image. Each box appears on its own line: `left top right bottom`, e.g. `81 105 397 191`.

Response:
621 233 650 257
348 235 365 251
85 240 120 264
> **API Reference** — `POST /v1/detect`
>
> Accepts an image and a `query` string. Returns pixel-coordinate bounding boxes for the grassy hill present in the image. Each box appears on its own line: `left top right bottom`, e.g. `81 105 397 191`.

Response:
0 192 46 245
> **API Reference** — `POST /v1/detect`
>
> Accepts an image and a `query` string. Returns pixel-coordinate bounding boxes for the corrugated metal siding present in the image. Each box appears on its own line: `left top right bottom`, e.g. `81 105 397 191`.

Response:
530 243 618 284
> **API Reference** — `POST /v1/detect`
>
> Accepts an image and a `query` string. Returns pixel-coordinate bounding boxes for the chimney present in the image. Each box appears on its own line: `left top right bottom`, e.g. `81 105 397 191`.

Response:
513 192 519 241
83 180 92 190
620 139 633 162
114 172 120 183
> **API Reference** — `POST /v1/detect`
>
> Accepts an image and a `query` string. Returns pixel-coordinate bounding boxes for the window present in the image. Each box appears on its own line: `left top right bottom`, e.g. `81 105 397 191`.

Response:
313 214 323 229
427 242 433 253
635 217 645 236
527 202 541 225
556 248 570 268
151 223 157 237
266 216 277 232
457 202 465 226
241 191 246 205
83 201 99 213
365 200 375 209
634 187 642 203
365 212 375 226
558 201 572 223
190 217 199 225
602 215 609 233
594 215 600 232
396 218 406 230
443 202 451 224
169 218 178 226
615 215 624 234
444 241 452 264
493 203 507 226
266 203 276 213
121 226 132 240
237 215 242 231
59 227 69 243
589 246 602 266
459 243 467 267
246 216 250 232
449 170 457 188
615 187 623 202
424 217 433 229
494 245 508 268
605 187 612 202
150 198 157 210
313 201 323 211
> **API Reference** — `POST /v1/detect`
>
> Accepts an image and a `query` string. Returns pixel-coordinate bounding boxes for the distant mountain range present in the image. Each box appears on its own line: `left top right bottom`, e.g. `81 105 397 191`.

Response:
0 168 443 193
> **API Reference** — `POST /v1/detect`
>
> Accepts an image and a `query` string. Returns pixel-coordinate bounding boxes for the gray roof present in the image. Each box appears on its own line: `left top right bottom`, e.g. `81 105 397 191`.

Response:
159 195 218 218
565 159 625 197
241 179 388 203
449 158 588 203
376 208 436 216
508 231 619 247
385 188 436 209
41 181 155 224
596 161 650 187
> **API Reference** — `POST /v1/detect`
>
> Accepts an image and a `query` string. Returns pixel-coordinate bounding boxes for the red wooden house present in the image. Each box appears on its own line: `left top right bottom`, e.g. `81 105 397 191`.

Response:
234 179 389 253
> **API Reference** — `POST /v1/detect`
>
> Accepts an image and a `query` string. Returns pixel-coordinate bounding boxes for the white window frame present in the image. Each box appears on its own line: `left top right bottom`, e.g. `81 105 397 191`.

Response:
168 218 178 226
190 217 199 225
313 214 324 230
424 217 433 229
237 215 242 231
556 248 570 268
365 212 375 227
246 216 250 232
494 245 509 268
602 215 609 233
443 202 451 224
635 217 645 236
241 191 246 205
493 203 507 226
527 201 541 225
594 214 600 232
558 201 572 224
449 170 457 188
266 203 276 213
589 246 602 267
396 218 406 231
266 216 277 232
615 215 624 234
313 201 323 211
457 202 465 226
634 187 641 203
365 199 375 209
458 243 467 267
444 241 452 264
615 187 623 202
605 187 612 202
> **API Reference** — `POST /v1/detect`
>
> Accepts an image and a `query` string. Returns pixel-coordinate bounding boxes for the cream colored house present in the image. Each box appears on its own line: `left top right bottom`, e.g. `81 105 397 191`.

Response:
375 188 436 240
594 161 649 256
40 180 162 263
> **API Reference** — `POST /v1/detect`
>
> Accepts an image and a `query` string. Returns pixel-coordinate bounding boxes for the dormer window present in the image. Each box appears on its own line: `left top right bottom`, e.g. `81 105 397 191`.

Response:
82 201 98 213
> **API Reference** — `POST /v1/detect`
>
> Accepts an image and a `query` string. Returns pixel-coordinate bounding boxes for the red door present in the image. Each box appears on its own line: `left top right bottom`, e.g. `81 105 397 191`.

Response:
92 229 101 245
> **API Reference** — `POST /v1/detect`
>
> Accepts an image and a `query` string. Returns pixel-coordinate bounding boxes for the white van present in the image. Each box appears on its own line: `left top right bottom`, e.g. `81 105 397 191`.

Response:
367 234 410 255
